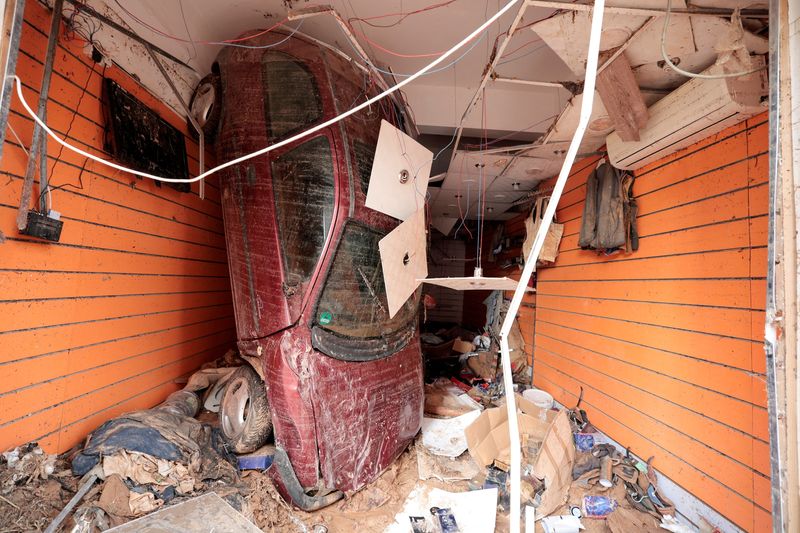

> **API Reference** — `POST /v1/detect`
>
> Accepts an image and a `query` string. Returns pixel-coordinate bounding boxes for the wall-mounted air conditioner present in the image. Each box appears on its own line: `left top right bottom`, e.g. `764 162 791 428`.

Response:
606 58 768 171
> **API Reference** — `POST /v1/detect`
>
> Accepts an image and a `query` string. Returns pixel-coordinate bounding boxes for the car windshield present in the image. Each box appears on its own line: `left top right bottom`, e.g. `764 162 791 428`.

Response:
316 221 419 340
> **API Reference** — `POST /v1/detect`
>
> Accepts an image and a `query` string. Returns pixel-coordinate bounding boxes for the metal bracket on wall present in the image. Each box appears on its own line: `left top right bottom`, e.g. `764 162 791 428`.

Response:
16 0 62 230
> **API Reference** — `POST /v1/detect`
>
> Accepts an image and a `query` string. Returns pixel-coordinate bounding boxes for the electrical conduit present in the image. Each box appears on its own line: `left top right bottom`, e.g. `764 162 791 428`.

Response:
498 0 606 531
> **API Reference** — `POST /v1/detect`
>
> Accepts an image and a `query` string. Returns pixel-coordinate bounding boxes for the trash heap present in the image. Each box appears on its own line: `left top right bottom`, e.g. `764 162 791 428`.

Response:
414 379 694 533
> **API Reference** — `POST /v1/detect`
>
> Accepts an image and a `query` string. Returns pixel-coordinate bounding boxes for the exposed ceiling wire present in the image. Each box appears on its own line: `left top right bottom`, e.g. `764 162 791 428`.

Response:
112 1 295 46
10 0 524 185
661 0 766 79
348 0 461 28
338 25 488 77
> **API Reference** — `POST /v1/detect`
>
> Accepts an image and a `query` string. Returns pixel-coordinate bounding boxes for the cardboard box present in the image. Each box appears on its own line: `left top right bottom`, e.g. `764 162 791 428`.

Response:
452 338 476 354
463 395 575 518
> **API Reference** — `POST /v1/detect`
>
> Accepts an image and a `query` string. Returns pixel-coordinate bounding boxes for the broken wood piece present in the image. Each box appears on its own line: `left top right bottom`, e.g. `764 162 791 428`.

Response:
595 51 648 142
44 468 99 533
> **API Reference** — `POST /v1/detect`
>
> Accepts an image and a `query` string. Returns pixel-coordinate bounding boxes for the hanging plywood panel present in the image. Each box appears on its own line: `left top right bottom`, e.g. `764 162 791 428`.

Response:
379 209 428 317
366 120 432 221
421 276 529 291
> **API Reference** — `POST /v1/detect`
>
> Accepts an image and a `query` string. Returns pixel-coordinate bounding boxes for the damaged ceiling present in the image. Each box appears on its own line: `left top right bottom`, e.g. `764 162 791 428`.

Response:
52 0 769 223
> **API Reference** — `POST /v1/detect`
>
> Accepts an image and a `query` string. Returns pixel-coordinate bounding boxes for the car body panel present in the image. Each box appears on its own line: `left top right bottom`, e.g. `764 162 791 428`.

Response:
215 30 424 502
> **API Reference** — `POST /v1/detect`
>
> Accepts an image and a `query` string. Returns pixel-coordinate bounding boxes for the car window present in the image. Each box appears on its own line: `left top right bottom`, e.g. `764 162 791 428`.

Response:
262 51 323 140
272 136 335 286
316 221 420 340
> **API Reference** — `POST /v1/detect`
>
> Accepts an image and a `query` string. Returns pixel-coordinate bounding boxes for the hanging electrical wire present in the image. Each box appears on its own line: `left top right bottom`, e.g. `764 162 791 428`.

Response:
112 1 297 47
10 0 523 186
661 0 765 79
348 0 462 29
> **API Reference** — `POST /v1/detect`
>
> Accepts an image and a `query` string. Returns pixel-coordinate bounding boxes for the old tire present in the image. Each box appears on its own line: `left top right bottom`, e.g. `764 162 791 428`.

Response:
219 365 272 454
188 72 222 143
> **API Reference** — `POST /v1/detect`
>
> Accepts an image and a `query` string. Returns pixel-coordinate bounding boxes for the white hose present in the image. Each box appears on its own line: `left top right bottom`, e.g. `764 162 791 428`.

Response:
497 0 606 531
9 0 521 185
660 0 764 79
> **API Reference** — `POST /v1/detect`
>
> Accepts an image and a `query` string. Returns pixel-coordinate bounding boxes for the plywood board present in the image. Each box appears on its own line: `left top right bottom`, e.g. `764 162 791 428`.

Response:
379 209 428 317
366 120 432 221
108 492 261 532
421 276 530 291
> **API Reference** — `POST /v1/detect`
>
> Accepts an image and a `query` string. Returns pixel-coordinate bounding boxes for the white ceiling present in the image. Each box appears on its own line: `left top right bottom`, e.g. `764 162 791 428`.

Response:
59 0 768 226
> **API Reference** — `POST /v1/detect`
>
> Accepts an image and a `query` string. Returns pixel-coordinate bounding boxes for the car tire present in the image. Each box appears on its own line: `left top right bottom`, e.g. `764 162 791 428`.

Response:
219 365 272 454
188 72 222 143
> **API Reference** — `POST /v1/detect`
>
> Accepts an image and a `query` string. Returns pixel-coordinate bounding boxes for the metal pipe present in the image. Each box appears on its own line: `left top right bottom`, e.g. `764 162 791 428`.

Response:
16 0 62 229
0 0 26 162
498 0 605 531
144 44 206 199
524 0 768 18
764 0 786 528
492 76 565 88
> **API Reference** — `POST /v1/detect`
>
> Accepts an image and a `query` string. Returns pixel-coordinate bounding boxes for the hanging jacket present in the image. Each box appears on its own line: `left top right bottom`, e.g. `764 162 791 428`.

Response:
578 162 638 252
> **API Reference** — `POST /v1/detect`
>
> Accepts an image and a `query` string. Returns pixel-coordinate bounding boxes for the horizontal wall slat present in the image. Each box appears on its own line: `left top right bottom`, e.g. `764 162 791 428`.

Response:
534 335 770 473
0 316 235 395
0 271 231 301
535 320 768 411
0 329 234 427
535 370 770 532
533 117 770 532
0 305 232 365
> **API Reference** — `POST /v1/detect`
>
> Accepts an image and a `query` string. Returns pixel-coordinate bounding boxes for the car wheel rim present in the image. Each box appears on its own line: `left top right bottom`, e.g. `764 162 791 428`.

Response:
222 378 250 438
190 82 216 127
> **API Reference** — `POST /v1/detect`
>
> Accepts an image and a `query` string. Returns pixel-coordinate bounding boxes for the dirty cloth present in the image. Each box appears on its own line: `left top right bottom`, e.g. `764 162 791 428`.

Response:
98 474 163 518
103 451 195 494
578 162 638 252
72 403 237 488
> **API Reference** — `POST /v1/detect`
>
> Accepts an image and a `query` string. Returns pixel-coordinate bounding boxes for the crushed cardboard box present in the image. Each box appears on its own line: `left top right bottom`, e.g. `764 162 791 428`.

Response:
464 394 575 518
452 338 475 354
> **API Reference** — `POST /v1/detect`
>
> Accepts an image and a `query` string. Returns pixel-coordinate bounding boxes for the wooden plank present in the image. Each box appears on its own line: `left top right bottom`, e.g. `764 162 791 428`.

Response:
537 293 758 341
535 370 771 532
537 278 756 308
543 249 753 281
534 334 770 471
535 306 755 370
595 52 648 142
0 203 225 262
0 291 232 333
0 329 234 425
0 305 233 364
0 316 235 394
534 320 768 411
0 271 231 301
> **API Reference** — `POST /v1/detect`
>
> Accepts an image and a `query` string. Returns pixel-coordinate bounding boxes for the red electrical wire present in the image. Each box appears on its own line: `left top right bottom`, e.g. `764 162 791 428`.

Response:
349 0 461 28
346 21 449 58
500 36 543 59
112 1 289 45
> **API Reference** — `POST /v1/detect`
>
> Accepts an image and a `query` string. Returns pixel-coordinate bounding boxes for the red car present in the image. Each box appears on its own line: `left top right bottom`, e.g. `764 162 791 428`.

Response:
190 30 424 509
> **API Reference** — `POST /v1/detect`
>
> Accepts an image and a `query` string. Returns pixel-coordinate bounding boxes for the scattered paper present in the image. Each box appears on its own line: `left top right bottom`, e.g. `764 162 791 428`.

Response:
421 410 481 457
385 485 498 533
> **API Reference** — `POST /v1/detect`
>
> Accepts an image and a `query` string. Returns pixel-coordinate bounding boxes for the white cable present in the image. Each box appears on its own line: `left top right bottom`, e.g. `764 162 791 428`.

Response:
660 0 764 79
9 0 521 185
497 0 606 531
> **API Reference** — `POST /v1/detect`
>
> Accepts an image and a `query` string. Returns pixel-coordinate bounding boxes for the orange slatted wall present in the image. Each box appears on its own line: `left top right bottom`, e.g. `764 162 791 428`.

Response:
533 115 770 532
0 2 236 454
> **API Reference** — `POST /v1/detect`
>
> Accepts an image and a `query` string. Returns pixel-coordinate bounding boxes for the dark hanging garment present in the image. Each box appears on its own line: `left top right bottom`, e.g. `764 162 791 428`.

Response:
579 162 636 252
